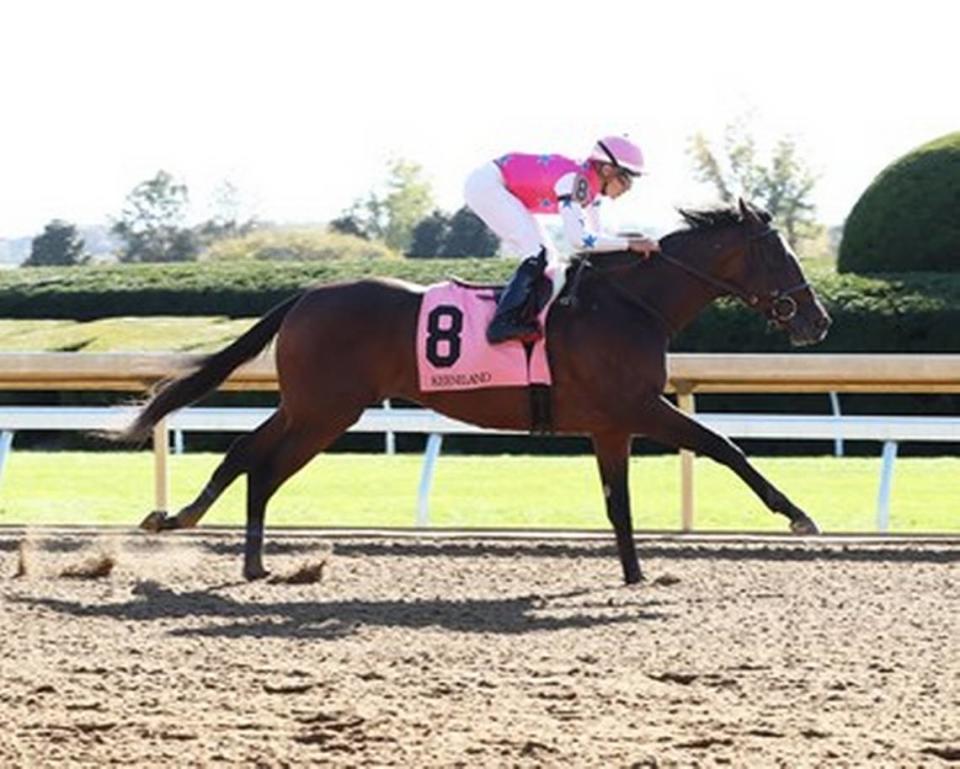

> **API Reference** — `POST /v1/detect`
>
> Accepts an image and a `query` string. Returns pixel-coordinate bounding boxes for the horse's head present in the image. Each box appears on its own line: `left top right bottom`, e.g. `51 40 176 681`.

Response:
670 200 831 347
733 199 831 346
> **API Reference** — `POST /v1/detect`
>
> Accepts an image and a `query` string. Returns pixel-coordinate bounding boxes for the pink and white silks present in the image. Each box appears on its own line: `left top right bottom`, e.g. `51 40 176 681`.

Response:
463 152 631 297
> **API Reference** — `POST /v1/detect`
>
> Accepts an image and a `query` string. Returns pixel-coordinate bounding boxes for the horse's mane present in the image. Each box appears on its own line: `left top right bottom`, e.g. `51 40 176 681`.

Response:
674 204 772 235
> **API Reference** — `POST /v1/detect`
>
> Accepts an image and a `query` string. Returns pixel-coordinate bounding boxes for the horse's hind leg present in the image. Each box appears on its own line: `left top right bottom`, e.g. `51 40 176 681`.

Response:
640 396 820 534
242 411 362 580
141 411 286 533
178 410 288 528
592 431 642 584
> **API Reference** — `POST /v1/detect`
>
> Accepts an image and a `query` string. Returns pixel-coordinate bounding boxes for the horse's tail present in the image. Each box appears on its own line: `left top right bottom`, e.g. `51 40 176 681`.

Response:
115 294 301 443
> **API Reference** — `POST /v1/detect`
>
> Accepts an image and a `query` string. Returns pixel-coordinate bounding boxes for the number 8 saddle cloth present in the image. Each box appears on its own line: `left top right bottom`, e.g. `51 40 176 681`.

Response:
415 270 560 393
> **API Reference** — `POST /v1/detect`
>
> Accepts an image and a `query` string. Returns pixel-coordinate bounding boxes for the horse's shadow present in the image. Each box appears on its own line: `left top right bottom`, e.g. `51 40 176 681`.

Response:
9 580 670 640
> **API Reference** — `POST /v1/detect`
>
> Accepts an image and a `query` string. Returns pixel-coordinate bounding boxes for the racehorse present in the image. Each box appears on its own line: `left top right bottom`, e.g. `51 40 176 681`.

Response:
127 199 831 584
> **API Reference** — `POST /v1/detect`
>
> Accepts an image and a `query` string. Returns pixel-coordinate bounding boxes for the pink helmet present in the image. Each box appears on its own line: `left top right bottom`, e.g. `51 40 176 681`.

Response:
589 135 645 176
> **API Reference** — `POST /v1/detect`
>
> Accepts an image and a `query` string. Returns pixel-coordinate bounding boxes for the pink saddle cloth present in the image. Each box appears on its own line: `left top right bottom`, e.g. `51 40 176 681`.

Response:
416 279 554 392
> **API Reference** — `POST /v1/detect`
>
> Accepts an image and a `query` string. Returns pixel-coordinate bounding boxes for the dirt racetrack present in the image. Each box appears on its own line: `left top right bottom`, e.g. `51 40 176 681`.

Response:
1 530 957 767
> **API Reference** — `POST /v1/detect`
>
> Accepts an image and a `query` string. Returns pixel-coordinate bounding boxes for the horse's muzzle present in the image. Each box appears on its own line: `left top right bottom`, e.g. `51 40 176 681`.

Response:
788 309 832 347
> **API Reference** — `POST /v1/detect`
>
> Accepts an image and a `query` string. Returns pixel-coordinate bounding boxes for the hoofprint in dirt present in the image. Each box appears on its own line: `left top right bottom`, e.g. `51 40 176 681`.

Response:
0 533 957 767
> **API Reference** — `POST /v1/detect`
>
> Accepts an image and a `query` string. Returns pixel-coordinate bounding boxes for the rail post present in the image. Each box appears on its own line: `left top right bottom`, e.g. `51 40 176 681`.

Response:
876 440 898 532
0 431 13 489
675 385 696 532
829 391 844 457
416 433 444 527
383 399 395 455
153 418 170 513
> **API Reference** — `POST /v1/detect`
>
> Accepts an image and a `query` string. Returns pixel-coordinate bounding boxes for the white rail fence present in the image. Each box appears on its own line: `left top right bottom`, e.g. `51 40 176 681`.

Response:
2 406 958 532
1 353 958 531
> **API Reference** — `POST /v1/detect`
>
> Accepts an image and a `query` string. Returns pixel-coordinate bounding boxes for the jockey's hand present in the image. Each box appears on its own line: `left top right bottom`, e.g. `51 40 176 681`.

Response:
627 236 660 259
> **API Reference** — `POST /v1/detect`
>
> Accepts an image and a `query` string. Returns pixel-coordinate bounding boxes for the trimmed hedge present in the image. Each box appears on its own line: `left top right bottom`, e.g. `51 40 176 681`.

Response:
1 259 959 352
0 259 513 320
676 270 960 353
838 132 960 273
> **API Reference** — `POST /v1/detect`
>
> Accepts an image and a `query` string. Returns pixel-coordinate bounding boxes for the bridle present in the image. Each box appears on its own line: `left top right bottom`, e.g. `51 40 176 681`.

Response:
656 225 810 324
561 222 811 334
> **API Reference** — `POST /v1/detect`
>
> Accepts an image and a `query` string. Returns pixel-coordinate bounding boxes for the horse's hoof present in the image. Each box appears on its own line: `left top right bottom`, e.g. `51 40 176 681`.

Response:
140 510 168 533
791 516 821 536
243 565 270 582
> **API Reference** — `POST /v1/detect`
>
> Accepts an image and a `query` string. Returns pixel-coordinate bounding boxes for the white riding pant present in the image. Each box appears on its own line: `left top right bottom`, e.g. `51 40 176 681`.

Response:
463 162 561 265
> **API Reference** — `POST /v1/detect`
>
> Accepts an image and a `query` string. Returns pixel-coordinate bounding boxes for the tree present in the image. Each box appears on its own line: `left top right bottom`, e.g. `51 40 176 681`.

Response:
439 207 500 257
329 193 386 241
331 158 434 252
207 179 256 238
111 170 199 262
408 208 501 258
194 179 258 247
382 159 433 251
24 220 86 267
328 213 369 239
408 210 451 257
688 120 821 248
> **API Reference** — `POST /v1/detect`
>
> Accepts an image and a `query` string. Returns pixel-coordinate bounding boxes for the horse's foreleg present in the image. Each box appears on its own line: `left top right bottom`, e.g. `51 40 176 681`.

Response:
592 432 643 584
640 396 819 534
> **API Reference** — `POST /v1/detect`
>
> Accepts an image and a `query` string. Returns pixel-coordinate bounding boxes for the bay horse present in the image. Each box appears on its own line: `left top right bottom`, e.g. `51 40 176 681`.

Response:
128 199 831 584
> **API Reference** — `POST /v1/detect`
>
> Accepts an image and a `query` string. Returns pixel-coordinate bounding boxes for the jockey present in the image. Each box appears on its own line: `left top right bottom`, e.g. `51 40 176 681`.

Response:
464 135 659 344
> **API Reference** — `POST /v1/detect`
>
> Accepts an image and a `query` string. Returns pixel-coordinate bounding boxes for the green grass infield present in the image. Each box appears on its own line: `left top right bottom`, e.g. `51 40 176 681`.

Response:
1 452 956 534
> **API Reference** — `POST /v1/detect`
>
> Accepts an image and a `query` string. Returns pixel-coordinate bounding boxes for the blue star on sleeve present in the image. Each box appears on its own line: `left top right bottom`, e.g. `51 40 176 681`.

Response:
537 154 552 165
582 234 597 248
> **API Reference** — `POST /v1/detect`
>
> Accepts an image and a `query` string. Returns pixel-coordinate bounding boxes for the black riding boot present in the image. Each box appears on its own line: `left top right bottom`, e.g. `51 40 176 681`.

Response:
487 249 547 344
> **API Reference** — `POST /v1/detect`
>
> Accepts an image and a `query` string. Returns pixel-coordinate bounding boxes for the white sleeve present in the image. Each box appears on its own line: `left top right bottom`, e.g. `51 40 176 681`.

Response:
554 172 629 252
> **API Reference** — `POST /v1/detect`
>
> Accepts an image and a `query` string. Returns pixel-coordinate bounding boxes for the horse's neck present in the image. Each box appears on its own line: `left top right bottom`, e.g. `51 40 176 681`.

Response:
610 255 723 335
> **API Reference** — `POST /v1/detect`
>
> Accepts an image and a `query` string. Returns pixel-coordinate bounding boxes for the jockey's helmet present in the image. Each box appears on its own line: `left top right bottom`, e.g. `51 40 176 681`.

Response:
590 135 645 176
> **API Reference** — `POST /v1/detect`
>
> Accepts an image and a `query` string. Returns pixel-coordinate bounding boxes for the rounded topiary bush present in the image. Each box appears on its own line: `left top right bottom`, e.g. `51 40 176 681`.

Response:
838 131 960 273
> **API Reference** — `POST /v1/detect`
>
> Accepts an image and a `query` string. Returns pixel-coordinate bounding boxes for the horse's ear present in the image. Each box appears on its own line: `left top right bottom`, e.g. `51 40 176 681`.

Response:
738 197 760 226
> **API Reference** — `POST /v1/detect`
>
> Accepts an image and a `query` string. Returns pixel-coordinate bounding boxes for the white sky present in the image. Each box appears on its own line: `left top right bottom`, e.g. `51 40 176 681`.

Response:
1 0 957 239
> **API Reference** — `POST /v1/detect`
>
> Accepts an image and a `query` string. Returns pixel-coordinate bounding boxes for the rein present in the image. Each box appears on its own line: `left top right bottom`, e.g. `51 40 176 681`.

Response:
564 257 678 335
567 225 811 333
658 226 810 322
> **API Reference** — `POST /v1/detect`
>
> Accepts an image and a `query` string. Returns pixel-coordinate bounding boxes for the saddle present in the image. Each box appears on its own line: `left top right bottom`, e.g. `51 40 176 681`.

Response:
451 273 554 323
